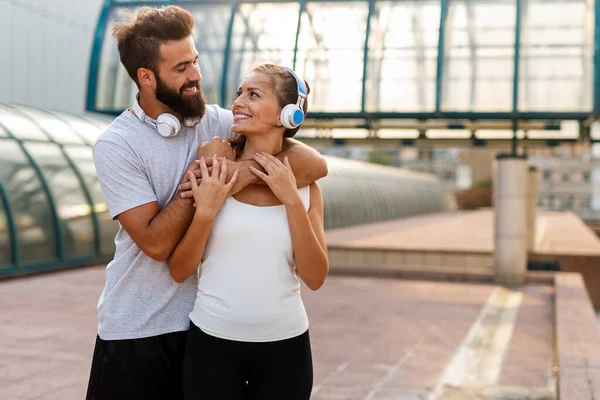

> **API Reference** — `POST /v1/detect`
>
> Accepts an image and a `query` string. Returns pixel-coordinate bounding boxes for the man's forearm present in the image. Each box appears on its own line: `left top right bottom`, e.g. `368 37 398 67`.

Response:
277 139 328 187
144 196 196 261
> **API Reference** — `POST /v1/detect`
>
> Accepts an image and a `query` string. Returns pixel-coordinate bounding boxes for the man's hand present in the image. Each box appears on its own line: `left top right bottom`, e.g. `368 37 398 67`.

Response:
181 136 236 186
198 136 235 161
179 158 256 197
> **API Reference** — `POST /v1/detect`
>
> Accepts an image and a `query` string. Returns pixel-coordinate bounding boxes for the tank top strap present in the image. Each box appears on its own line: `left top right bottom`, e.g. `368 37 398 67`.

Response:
298 185 310 211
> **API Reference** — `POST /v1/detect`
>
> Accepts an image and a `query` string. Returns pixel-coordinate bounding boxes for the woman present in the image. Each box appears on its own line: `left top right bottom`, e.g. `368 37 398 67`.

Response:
168 64 328 400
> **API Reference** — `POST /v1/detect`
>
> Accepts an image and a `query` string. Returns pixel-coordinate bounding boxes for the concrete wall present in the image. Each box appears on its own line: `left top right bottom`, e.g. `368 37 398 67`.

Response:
0 0 104 114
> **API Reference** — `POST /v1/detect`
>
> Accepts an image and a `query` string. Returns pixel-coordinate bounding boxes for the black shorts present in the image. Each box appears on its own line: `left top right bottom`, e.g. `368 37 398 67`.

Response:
183 323 313 400
86 330 188 400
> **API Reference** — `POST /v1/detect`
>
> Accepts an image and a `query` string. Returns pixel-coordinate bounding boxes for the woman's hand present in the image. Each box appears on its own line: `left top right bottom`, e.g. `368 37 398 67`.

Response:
249 152 301 206
189 155 239 218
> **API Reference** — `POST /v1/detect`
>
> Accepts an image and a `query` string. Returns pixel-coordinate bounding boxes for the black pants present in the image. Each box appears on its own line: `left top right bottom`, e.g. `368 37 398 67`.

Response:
86 330 188 400
183 323 313 400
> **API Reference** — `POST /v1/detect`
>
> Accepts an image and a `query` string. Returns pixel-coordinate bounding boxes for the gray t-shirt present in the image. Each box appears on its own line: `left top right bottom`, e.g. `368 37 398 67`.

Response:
93 104 234 340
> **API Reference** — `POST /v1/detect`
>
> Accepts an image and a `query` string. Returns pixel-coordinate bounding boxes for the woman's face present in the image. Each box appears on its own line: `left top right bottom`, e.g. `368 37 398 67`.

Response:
231 72 282 135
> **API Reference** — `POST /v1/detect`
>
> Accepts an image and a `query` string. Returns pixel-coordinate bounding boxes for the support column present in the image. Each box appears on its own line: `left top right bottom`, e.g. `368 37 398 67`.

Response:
494 154 528 285
465 148 495 187
526 166 539 253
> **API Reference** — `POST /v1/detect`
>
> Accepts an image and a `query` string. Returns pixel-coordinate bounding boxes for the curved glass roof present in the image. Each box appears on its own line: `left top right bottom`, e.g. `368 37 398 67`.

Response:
88 0 598 124
0 102 451 276
0 104 118 277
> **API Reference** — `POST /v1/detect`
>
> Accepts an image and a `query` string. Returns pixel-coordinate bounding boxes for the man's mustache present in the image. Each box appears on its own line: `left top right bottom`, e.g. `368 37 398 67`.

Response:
180 82 201 93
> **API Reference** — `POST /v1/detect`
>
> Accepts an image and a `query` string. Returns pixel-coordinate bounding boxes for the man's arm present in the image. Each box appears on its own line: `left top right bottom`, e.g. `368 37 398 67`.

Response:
276 138 328 187
179 138 328 197
116 195 195 262
94 140 197 262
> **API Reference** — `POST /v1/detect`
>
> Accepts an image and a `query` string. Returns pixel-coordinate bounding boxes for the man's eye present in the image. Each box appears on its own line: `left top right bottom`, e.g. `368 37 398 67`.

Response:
177 68 186 73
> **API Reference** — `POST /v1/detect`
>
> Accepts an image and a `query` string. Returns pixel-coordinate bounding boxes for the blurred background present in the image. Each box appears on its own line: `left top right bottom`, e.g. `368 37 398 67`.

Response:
4 2 600 398
1 0 600 278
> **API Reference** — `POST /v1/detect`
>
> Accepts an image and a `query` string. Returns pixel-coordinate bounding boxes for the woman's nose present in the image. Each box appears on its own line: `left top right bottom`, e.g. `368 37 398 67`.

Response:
232 96 244 110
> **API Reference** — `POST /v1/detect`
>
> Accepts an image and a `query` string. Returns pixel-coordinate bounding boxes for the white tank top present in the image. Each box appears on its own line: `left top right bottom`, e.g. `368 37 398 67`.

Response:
188 186 310 342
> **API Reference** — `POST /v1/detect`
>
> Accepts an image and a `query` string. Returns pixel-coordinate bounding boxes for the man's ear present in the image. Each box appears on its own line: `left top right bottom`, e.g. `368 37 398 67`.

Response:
137 68 156 90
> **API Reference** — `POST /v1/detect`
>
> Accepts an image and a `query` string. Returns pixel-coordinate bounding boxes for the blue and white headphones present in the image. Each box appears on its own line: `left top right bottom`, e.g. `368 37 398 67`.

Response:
280 67 307 130
132 93 200 137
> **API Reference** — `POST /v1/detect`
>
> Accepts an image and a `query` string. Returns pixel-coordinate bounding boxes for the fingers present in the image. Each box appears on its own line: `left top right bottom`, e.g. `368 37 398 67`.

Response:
199 157 209 180
264 153 286 168
180 178 202 198
211 155 220 178
187 171 198 191
283 156 291 169
225 169 240 191
253 152 277 173
249 166 268 182
219 158 228 183
179 181 191 192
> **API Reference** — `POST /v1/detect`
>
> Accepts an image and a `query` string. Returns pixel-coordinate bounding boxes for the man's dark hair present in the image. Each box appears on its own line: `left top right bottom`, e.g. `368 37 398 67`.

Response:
112 6 195 87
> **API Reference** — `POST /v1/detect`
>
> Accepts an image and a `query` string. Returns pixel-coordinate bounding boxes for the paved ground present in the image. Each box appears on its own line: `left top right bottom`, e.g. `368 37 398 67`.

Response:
0 266 556 400
326 209 600 255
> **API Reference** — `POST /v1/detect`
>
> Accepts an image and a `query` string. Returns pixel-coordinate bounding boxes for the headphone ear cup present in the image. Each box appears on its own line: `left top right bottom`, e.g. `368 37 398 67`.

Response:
156 113 181 137
280 104 304 129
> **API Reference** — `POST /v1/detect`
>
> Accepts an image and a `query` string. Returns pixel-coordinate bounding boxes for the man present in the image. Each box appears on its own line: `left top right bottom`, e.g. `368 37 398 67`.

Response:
86 5 327 400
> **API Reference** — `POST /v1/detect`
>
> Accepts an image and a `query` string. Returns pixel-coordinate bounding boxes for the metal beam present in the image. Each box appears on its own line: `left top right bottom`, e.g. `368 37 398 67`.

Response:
95 108 591 121
435 0 449 113
304 111 589 120
292 0 305 69
220 0 238 108
594 0 600 115
86 0 112 112
361 0 374 112
465 2 477 109
512 0 523 155
0 179 18 267
412 6 427 111
297 137 580 149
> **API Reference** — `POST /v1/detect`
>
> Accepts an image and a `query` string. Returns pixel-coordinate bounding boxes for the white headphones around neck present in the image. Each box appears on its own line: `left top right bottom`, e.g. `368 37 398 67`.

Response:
132 93 200 137
280 67 307 130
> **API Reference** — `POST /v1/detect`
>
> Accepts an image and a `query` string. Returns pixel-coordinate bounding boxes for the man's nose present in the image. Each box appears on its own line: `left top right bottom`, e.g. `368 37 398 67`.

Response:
189 65 202 83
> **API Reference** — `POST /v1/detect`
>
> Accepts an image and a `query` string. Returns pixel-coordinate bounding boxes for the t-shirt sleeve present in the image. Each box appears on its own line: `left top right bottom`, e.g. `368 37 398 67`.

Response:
93 140 158 219
213 106 235 140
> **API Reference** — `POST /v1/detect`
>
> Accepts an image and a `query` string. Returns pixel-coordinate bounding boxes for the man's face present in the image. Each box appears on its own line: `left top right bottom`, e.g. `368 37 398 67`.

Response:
154 36 205 120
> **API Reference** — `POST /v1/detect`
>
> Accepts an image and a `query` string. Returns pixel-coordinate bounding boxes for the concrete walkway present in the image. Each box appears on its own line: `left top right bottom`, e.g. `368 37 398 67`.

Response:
0 265 559 400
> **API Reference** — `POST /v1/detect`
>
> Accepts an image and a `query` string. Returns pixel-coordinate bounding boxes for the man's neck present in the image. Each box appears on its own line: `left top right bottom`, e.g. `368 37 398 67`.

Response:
138 94 182 122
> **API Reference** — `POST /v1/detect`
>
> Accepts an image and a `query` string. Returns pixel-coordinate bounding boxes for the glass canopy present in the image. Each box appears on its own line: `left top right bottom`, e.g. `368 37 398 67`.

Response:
0 102 452 276
0 104 118 277
88 0 598 123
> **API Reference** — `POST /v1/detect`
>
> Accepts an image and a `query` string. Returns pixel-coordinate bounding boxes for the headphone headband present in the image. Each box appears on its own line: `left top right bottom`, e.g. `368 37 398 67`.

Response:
283 66 307 98
278 67 307 129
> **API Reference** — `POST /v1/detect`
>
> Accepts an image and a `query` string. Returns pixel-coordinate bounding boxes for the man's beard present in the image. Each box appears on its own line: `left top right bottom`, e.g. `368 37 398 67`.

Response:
155 75 206 120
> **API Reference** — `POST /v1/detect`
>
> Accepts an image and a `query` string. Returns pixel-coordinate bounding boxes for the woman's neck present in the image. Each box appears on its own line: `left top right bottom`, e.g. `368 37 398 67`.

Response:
239 135 284 161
